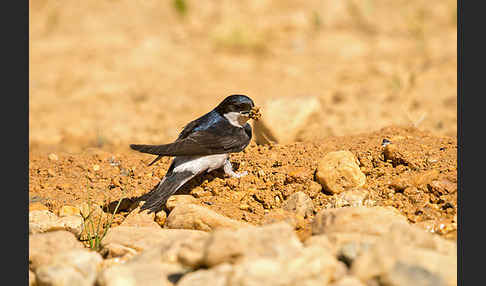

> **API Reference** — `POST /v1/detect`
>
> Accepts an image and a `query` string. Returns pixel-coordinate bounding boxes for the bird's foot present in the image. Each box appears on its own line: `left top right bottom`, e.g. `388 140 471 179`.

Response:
223 159 247 178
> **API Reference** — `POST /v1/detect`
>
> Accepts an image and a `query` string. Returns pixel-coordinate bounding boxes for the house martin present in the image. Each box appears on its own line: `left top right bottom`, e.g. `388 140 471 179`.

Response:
130 94 261 212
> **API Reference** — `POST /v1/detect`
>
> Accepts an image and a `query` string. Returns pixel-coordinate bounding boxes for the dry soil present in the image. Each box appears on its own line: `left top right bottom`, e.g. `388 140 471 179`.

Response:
29 1 457 241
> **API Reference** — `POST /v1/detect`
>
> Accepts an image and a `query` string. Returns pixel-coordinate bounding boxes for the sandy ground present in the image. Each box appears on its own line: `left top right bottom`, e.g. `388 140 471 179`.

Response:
29 0 457 240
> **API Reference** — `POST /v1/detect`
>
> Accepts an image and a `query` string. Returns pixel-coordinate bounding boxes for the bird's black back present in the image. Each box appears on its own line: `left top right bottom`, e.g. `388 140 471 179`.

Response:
130 111 252 157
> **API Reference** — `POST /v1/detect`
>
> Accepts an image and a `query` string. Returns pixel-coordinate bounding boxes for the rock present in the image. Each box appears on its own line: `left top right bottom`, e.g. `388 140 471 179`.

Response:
99 227 210 286
176 233 209 268
29 230 85 271
282 191 313 218
351 224 457 286
312 206 408 236
411 169 439 188
304 233 334 251
29 270 36 286
48 153 58 161
336 239 374 267
307 181 323 198
165 204 250 231
121 206 160 228
110 227 208 265
378 261 449 286
382 142 429 170
381 223 456 256
190 186 212 198
102 243 139 260
230 245 338 286
29 202 49 212
97 261 181 286
308 232 378 261
155 211 167 226
58 205 80 217
315 217 456 271
239 203 250 211
165 195 198 211
202 222 303 267
427 179 457 196
58 215 84 237
316 151 366 194
253 96 321 144
176 263 233 286
329 188 372 208
311 207 410 266
100 257 126 270
100 226 209 259
329 276 366 286
35 249 103 286
334 261 350 283
29 210 59 234
37 268 83 286
179 244 339 286
286 166 309 183
261 208 300 228
29 210 84 237
383 143 401 164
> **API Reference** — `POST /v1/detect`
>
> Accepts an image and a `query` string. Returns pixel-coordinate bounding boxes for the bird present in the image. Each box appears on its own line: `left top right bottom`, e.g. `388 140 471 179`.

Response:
130 94 261 212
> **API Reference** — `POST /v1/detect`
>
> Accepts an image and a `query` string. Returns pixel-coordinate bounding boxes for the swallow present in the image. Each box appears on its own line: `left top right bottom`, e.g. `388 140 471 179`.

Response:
130 94 261 212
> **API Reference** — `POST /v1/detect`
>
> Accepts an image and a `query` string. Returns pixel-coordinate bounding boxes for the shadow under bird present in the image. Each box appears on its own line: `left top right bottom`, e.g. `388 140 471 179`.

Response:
130 94 261 212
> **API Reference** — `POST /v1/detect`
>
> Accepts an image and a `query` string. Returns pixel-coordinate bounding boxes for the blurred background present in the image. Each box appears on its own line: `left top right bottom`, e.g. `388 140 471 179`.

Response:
29 0 457 153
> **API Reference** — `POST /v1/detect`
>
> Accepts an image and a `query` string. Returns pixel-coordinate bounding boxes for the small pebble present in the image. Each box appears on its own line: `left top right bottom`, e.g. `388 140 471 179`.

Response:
190 186 211 198
93 164 100 171
239 204 250 211
155 211 167 226
59 205 81 217
48 153 58 161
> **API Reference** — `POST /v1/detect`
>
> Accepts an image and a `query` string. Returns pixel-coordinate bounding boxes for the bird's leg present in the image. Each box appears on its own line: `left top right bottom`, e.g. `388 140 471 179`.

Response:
223 159 248 178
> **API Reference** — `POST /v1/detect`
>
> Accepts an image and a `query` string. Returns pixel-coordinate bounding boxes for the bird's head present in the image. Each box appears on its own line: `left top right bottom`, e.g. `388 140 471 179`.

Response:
215 94 261 127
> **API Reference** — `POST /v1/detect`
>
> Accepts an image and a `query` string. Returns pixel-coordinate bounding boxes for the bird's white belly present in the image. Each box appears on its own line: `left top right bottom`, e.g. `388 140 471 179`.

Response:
173 154 229 174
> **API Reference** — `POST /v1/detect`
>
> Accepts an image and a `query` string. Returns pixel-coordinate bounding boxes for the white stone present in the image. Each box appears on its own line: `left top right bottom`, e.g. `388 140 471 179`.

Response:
35 249 103 286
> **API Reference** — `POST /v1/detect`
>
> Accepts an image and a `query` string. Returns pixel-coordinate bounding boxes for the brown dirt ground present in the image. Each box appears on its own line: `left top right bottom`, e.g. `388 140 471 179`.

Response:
29 1 457 241
29 126 457 241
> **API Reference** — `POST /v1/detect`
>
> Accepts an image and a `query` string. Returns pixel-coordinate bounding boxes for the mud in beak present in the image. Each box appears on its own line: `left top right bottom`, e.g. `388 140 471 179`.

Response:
248 106 262 120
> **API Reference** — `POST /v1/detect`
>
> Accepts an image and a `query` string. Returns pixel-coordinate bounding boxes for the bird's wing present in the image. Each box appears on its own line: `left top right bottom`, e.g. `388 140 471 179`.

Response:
176 117 202 140
130 123 251 157
137 112 211 166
